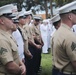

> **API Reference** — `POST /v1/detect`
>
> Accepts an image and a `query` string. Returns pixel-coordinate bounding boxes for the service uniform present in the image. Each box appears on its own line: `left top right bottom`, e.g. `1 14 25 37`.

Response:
0 29 20 75
23 24 37 75
30 24 42 74
23 24 35 51
51 23 76 75
31 24 42 43
23 24 30 39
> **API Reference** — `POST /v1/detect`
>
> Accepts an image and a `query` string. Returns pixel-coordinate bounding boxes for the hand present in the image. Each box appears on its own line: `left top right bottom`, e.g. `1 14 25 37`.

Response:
25 50 33 59
36 45 42 49
19 63 26 75
28 52 33 59
26 52 33 59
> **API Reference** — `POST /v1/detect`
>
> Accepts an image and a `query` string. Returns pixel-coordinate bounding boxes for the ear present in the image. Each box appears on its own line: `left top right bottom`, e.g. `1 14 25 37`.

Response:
0 18 4 25
68 14 72 20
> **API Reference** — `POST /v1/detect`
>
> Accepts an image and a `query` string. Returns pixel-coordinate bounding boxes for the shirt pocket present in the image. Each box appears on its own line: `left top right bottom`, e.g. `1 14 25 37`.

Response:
11 43 18 52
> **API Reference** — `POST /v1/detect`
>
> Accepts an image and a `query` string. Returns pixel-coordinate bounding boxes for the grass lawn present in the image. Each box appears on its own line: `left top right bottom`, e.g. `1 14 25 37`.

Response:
40 51 53 75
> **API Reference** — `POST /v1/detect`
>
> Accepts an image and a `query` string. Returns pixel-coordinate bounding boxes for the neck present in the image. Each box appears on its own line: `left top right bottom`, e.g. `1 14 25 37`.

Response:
61 19 73 28
7 30 13 34
19 24 23 28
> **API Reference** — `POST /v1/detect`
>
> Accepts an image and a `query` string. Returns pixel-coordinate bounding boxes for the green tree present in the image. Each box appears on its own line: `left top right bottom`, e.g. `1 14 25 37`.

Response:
0 0 74 18
54 0 73 7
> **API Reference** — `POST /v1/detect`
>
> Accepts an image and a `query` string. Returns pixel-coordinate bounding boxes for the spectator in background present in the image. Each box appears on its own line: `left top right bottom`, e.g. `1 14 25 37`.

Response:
30 15 44 75
50 14 61 75
51 14 61 37
40 20 49 53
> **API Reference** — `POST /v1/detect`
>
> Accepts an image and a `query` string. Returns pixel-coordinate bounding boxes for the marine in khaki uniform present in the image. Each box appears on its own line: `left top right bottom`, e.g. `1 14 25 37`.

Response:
22 11 33 45
30 16 44 74
18 11 33 59
0 4 26 75
50 14 61 75
51 1 76 75
31 16 44 46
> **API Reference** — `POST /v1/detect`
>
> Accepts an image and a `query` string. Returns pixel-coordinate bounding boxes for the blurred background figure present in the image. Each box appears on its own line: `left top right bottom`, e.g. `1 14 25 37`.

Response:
40 20 49 53
50 14 61 75
51 14 61 38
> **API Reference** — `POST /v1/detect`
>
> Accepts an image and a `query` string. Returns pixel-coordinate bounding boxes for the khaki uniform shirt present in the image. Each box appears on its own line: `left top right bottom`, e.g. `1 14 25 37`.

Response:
23 24 34 43
23 24 30 39
0 29 20 75
30 24 41 43
51 23 76 72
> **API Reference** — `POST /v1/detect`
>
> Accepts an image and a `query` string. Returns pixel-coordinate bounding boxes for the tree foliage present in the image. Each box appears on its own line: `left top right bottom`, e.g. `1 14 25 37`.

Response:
0 0 74 18
54 0 73 7
0 0 74 11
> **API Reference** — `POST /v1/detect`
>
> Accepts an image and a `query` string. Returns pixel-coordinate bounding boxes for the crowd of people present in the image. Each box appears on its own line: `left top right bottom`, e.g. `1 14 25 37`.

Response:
0 1 76 75
0 3 53 75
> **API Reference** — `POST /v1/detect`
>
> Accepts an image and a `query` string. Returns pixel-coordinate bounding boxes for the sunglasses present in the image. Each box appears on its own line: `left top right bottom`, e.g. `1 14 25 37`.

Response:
35 19 40 22
3 13 15 20
19 15 26 19
12 19 19 24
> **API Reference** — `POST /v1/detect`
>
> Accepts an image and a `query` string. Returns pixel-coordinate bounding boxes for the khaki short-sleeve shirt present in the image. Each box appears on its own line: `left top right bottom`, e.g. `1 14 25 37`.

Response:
30 24 41 42
23 24 31 39
23 24 34 42
18 26 27 41
51 23 76 72
0 29 20 74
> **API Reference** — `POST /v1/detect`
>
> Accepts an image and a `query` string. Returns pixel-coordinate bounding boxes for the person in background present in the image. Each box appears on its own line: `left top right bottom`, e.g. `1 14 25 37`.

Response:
51 14 61 37
30 15 44 75
51 1 76 75
40 20 49 53
47 19 52 51
12 17 25 63
50 14 61 75
13 10 33 63
0 4 26 75
22 11 39 75
23 15 43 75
